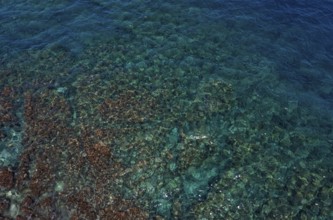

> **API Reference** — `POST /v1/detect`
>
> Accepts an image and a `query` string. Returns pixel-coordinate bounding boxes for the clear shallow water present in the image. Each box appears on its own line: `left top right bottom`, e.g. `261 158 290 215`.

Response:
0 0 333 219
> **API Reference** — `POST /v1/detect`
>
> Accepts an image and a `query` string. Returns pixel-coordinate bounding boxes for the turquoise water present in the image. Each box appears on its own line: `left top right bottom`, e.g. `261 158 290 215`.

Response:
0 0 333 219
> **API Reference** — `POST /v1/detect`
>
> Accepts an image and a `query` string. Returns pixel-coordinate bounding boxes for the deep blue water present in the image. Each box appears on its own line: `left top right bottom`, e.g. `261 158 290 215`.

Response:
1 0 333 112
1 0 333 219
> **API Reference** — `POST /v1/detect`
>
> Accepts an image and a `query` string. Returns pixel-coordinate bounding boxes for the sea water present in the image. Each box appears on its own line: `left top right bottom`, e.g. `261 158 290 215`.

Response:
0 0 333 219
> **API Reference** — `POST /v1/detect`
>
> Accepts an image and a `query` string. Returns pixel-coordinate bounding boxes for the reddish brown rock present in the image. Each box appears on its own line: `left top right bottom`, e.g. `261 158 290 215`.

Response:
99 90 157 124
100 199 148 220
21 196 34 209
0 86 18 125
67 193 97 220
85 141 111 169
15 151 32 190
0 167 14 189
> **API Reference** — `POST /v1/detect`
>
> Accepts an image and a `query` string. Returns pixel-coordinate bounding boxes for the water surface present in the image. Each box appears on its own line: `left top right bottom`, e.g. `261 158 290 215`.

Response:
0 0 333 219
